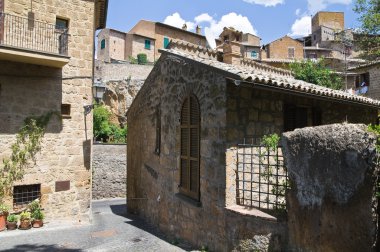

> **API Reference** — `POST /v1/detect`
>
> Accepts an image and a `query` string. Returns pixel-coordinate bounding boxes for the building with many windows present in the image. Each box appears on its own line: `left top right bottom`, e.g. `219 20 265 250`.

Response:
0 0 108 221
97 20 208 63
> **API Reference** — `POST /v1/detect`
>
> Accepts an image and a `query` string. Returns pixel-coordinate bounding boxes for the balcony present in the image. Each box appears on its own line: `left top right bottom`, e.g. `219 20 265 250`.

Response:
0 12 70 68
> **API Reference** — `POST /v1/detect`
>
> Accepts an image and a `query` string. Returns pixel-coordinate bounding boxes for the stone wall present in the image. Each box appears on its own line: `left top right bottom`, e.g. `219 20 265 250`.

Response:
92 144 127 200
267 36 304 60
127 53 230 251
0 0 96 221
352 63 380 100
97 29 126 62
282 124 379 251
128 34 156 62
94 60 153 124
95 60 153 83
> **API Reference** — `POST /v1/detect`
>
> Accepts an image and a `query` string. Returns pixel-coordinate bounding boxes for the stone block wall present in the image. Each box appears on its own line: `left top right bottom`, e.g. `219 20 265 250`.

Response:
267 36 304 60
282 124 378 251
129 34 156 63
127 54 231 251
95 60 153 83
0 0 96 221
92 144 126 200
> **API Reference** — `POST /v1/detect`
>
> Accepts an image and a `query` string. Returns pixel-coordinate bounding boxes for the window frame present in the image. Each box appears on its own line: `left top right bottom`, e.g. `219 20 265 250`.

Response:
163 37 170 49
179 94 200 201
100 39 106 50
13 184 41 207
55 17 69 31
145 39 151 50
251 50 257 59
288 47 295 59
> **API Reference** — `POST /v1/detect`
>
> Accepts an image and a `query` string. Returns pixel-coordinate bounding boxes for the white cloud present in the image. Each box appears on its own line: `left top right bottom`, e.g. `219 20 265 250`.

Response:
295 8 301 16
243 0 284 7
289 16 312 37
307 0 352 14
163 12 257 49
163 12 195 31
204 12 257 38
195 13 213 24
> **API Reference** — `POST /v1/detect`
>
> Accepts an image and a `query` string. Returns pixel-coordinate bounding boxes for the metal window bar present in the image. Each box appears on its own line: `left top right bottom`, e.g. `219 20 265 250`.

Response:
0 12 68 55
13 184 41 206
236 138 288 210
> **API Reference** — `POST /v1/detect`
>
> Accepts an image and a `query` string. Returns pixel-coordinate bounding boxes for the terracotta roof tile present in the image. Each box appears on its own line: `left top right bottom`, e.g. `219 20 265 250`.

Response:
160 44 380 108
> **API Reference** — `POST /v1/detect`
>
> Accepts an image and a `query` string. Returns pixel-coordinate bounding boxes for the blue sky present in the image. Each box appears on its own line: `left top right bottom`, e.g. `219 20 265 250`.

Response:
107 0 360 44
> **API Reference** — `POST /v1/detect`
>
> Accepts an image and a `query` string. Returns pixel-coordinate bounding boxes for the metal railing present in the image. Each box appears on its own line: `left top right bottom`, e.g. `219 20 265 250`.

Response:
236 139 288 210
0 12 68 55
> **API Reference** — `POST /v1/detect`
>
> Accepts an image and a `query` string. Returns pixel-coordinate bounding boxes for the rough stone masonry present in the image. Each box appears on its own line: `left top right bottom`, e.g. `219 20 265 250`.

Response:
282 123 379 252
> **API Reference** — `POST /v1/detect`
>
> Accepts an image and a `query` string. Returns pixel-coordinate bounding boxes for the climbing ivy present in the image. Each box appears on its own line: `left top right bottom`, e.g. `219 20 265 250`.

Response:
0 112 59 200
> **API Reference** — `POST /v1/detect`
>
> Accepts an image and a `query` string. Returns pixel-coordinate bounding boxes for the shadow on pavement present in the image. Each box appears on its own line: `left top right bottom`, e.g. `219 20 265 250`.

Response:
110 203 127 217
1 244 82 252
123 211 195 251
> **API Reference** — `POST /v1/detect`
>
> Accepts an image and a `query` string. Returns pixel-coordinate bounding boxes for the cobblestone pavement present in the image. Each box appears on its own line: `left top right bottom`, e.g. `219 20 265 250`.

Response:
0 198 193 252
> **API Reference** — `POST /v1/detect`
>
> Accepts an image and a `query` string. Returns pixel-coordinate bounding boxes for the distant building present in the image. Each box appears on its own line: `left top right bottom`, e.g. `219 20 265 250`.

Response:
216 27 261 60
97 20 208 62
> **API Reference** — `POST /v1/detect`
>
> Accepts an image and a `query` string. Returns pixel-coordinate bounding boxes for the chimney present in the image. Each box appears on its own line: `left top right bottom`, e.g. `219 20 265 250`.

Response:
182 23 187 30
223 41 242 65
196 25 201 34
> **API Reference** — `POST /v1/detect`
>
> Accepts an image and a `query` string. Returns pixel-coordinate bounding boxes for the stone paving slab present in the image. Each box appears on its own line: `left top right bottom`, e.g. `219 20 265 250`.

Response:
0 198 192 252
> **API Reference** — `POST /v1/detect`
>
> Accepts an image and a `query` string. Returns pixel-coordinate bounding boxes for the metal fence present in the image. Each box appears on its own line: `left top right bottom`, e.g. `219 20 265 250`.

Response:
0 12 68 55
236 139 288 210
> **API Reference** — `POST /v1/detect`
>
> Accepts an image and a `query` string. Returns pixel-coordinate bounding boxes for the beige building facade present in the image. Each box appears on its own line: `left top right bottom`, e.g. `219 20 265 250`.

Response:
97 20 207 62
263 35 304 61
0 0 107 221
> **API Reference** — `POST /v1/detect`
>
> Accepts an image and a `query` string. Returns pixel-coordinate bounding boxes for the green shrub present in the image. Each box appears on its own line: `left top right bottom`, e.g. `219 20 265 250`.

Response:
7 214 18 223
20 211 31 221
128 56 138 64
31 208 44 220
93 104 127 143
137 53 147 65
289 59 343 90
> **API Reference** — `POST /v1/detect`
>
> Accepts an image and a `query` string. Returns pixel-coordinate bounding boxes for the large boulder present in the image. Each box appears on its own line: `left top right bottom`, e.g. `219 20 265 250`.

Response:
282 123 378 252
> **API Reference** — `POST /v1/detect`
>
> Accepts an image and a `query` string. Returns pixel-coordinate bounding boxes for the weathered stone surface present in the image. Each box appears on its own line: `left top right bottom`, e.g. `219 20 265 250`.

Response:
282 123 378 252
92 144 126 199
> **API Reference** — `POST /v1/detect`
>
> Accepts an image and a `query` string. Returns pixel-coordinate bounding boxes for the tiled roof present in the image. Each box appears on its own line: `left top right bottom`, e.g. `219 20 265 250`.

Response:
160 45 380 108
348 60 380 70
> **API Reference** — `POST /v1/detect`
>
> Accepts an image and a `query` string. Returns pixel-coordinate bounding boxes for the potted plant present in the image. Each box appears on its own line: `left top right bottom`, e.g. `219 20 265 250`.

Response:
19 211 31 230
31 208 44 228
0 203 9 232
29 199 44 228
6 214 18 230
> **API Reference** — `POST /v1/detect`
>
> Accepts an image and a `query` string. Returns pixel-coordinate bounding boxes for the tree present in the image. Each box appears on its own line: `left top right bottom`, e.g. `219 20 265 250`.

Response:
93 104 127 143
354 0 380 59
289 59 344 90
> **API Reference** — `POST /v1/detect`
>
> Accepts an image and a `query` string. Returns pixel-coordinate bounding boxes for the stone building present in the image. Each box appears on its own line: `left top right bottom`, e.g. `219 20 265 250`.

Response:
126 40 379 251
347 60 380 99
260 35 304 68
216 27 261 60
0 0 108 221
97 20 208 63
97 28 126 62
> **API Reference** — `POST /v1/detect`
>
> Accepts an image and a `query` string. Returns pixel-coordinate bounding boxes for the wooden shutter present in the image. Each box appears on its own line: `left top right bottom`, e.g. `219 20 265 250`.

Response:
180 95 200 200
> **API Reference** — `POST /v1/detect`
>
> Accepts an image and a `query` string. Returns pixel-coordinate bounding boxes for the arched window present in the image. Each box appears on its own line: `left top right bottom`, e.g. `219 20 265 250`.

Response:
180 95 200 201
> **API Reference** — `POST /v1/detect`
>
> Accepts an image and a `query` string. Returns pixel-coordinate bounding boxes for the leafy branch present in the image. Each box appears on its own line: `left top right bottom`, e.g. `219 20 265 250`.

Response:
0 112 60 200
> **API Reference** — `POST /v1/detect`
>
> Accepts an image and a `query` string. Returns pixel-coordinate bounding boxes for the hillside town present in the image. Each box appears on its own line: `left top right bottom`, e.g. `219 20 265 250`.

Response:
0 0 380 251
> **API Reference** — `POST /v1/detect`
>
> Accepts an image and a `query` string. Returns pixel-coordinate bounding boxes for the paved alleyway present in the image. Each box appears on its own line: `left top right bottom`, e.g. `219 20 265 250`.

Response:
0 199 190 252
